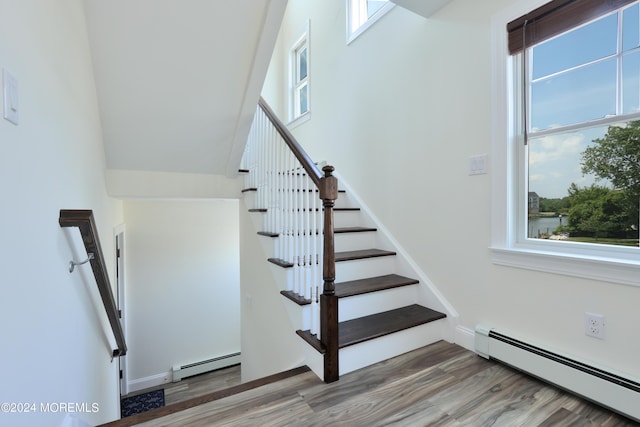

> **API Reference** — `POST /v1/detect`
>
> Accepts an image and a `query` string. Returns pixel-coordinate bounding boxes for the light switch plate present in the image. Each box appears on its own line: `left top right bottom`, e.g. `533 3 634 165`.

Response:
3 69 19 125
469 154 487 175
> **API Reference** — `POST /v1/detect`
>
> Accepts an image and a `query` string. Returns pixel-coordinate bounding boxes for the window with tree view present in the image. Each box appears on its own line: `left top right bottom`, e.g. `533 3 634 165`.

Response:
522 2 640 248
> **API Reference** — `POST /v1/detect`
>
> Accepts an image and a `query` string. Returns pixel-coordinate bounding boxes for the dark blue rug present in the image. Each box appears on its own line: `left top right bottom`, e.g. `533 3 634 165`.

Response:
121 389 165 418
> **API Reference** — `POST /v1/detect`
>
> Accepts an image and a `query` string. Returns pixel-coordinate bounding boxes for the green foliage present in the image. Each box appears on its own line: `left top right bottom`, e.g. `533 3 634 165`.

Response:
582 120 640 199
538 196 570 213
564 184 636 239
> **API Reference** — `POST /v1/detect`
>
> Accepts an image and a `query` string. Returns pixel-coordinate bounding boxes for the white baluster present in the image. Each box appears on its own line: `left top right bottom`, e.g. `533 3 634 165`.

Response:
241 103 330 340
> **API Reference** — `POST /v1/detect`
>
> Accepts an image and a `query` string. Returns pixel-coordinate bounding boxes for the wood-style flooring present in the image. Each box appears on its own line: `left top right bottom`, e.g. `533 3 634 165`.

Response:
108 341 638 426
119 364 242 407
164 365 242 406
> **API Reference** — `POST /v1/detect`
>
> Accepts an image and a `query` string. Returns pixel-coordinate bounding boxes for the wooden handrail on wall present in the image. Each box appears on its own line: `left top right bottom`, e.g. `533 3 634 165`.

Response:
59 209 127 358
257 97 340 383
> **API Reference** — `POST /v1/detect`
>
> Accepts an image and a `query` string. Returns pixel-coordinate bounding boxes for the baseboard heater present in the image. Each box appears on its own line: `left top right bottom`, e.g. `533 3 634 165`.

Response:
172 352 241 382
475 325 640 422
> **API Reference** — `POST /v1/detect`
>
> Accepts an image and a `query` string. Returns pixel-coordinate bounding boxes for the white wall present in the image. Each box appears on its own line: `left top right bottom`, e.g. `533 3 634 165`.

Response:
238 197 306 382
263 0 640 381
106 169 243 199
0 1 123 425
123 200 240 390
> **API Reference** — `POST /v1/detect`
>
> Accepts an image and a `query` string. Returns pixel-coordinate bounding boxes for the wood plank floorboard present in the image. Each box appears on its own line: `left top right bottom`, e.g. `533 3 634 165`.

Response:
122 341 638 426
164 365 242 405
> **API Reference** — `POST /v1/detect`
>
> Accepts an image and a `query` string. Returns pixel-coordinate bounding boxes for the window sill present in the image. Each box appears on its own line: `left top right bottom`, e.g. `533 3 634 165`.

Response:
490 246 640 287
288 111 310 129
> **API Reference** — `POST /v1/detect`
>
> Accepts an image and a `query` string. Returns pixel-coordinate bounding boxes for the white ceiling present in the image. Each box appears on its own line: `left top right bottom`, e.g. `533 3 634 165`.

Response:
83 0 286 177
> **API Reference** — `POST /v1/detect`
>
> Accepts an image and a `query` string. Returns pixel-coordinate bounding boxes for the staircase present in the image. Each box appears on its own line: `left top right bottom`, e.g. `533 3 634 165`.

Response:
241 128 449 380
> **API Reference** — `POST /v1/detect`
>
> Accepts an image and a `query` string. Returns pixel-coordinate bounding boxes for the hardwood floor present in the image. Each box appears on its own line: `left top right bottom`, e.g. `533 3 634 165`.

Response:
120 365 242 407
164 365 242 406
114 342 638 426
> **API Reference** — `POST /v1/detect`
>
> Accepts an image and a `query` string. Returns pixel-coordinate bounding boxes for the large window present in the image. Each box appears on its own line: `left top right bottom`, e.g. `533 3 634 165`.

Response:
524 3 640 247
347 0 394 43
492 0 640 285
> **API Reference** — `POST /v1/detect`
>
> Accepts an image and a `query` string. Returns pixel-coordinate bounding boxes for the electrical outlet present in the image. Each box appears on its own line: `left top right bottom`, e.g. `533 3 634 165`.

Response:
584 312 605 339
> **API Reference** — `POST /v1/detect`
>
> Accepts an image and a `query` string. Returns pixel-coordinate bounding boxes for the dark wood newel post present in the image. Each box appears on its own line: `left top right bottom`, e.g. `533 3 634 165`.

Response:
319 165 339 383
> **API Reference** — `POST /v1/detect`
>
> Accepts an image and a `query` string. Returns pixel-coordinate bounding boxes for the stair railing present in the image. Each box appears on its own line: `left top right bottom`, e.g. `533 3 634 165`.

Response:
243 97 339 382
59 209 127 358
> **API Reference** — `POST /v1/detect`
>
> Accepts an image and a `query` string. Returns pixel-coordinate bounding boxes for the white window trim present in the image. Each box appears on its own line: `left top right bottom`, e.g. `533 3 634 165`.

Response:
490 0 640 287
346 0 395 45
288 20 311 128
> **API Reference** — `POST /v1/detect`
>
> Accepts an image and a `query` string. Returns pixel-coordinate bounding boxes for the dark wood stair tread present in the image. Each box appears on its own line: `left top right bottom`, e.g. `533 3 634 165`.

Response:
334 227 377 233
335 274 418 298
268 258 294 268
248 208 358 213
340 305 446 347
280 290 311 305
335 249 396 262
270 249 394 268
296 305 446 353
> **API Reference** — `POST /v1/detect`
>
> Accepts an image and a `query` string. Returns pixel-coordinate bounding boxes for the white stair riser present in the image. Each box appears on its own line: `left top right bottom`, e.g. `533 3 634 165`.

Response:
256 234 277 259
270 252 397 283
334 191 358 209
335 256 396 282
268 266 291 292
334 232 376 252
243 191 258 209
338 285 419 322
338 319 446 376
258 232 381 261
333 211 363 228
281 300 312 331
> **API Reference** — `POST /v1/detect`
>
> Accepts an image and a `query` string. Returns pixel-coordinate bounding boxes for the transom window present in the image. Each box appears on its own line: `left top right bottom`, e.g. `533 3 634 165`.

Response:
347 0 394 43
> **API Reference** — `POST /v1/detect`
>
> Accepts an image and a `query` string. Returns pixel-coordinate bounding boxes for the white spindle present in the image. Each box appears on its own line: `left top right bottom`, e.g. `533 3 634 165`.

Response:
241 103 326 338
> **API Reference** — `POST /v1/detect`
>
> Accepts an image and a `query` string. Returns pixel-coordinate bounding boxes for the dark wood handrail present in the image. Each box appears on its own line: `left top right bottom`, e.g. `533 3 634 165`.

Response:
258 97 323 186
59 209 127 358
257 97 339 383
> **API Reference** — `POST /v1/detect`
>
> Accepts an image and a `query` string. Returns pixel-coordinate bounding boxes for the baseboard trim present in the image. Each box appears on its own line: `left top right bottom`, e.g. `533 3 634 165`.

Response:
454 325 475 351
127 371 172 394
